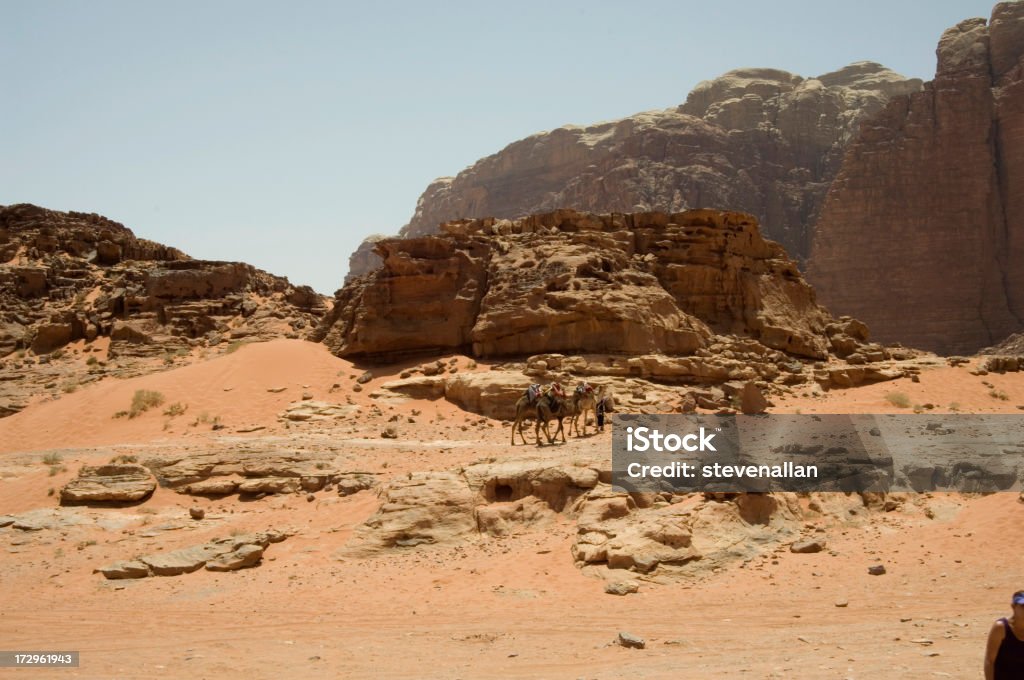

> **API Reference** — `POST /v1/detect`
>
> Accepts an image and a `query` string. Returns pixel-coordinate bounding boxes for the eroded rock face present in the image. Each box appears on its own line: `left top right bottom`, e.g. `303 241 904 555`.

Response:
0 204 327 363
317 209 858 362
96 530 289 579
60 463 157 505
809 3 1024 354
378 63 920 274
141 449 377 498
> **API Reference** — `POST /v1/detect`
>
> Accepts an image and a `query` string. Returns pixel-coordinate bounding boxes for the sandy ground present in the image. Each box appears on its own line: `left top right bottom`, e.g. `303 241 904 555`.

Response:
1 340 1022 679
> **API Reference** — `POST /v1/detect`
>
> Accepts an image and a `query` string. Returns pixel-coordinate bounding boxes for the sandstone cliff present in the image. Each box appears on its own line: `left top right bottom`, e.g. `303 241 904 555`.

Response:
808 2 1024 355
314 209 878 366
0 204 328 360
371 62 920 280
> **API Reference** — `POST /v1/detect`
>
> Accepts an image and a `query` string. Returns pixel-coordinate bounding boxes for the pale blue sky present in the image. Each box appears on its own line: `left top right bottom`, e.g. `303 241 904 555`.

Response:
1 1 1002 293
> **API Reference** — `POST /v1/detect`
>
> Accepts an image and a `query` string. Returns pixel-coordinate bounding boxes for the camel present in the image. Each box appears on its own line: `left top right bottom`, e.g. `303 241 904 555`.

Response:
534 383 569 446
511 383 549 445
511 386 539 446
568 382 599 437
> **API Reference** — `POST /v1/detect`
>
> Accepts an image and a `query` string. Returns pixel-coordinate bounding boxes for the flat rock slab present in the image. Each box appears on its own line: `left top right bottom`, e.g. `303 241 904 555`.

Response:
97 560 150 580
97 530 290 579
280 400 359 421
206 544 264 571
61 463 156 504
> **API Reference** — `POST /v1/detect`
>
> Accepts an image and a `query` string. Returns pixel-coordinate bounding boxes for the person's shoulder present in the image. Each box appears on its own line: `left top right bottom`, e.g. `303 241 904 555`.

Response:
990 618 1008 635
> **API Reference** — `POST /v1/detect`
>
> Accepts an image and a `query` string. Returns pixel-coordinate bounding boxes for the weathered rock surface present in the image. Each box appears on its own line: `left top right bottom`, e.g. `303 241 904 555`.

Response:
380 63 920 274
809 3 1024 354
60 463 157 505
572 491 806 576
97 530 288 579
279 400 360 422
142 449 375 498
342 459 604 555
0 204 326 360
343 472 479 555
317 209 869 363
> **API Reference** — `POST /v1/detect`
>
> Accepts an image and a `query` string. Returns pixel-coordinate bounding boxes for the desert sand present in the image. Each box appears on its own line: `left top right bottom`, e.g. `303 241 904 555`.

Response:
1 339 1022 679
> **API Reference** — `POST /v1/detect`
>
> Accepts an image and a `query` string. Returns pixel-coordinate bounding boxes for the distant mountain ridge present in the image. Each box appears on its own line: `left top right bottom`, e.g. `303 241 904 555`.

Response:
379 61 921 268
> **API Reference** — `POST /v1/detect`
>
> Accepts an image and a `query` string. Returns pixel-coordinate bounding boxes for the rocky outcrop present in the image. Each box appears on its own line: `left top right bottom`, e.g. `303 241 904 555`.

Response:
96 530 289 579
0 204 328 361
60 463 157 505
142 449 377 498
809 3 1024 354
348 62 920 281
316 209 878 363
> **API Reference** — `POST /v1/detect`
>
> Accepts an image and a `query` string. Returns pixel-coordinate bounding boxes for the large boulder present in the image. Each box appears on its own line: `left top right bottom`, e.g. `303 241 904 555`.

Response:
60 463 157 505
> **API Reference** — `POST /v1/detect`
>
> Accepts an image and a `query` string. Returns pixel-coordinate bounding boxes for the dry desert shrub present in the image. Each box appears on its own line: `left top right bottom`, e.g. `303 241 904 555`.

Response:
129 389 165 418
885 392 911 408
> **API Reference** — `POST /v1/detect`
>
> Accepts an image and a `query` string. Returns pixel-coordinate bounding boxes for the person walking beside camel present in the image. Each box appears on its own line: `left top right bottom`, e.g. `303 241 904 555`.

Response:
985 591 1024 679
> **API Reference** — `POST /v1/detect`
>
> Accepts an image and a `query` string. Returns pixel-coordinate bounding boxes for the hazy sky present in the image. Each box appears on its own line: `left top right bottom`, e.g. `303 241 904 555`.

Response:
2 1 1002 294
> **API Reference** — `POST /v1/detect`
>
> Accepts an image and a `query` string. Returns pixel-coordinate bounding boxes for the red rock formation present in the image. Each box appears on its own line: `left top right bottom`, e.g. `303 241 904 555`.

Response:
0 204 328 359
367 62 920 281
315 209 871 363
809 2 1024 354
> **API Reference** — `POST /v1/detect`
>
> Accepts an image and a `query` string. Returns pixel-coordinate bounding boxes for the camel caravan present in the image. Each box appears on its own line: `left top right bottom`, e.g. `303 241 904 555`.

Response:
511 381 614 446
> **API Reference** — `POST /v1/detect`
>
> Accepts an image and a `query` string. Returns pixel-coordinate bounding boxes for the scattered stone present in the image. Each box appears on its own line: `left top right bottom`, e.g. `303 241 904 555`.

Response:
617 631 645 649
306 493 315 502
605 581 640 596
790 539 826 554
356 371 374 384
189 507 205 520
268 387 288 393
381 426 398 439
835 599 849 608
301 391 313 400
868 565 887 576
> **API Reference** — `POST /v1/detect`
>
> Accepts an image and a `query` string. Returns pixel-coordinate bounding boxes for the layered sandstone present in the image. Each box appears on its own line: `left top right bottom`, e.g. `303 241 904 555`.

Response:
0 204 327 360
353 62 920 281
809 2 1024 354
315 209 875 364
